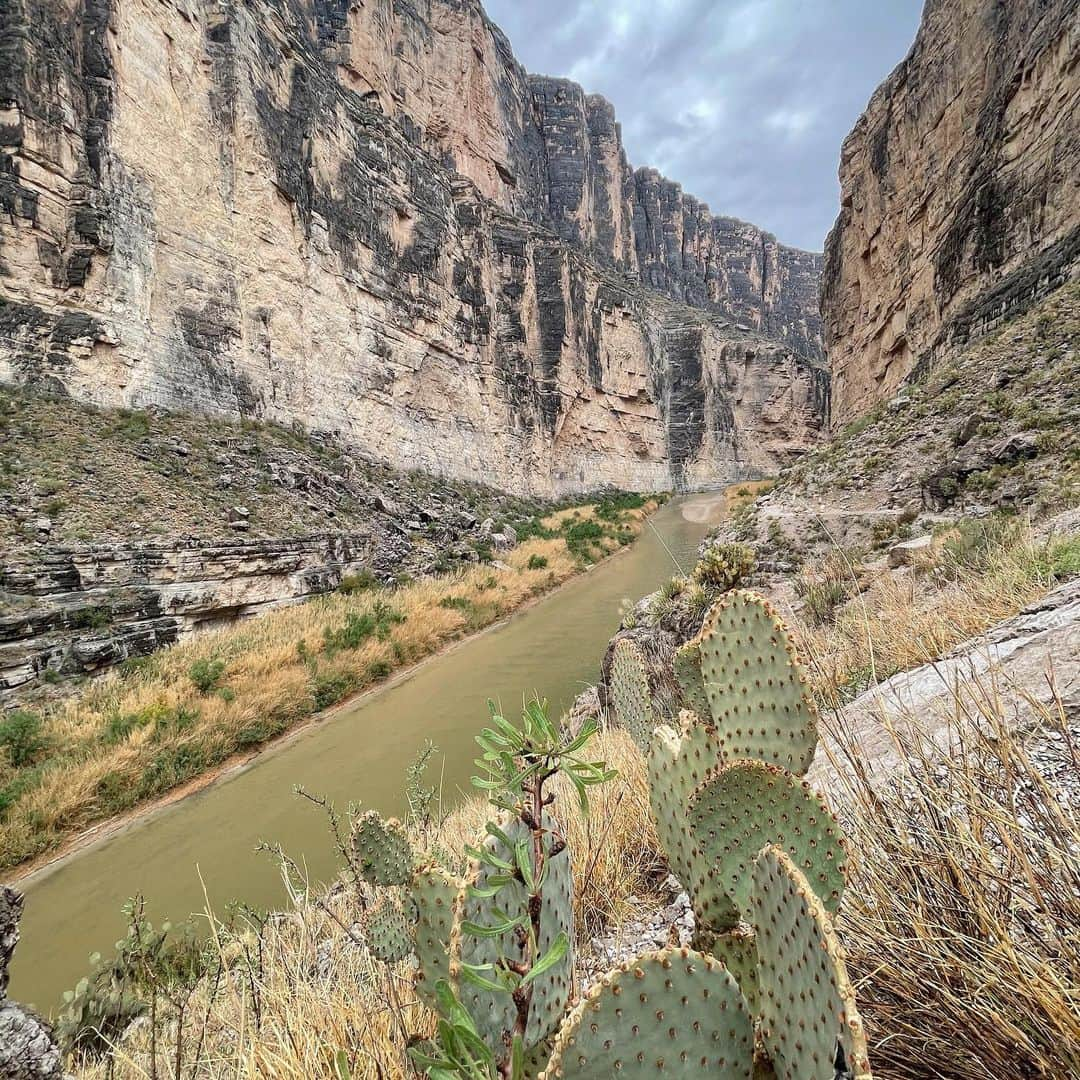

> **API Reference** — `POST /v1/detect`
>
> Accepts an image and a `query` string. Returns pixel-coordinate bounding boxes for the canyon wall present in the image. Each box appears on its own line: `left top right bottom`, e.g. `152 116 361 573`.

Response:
822 0 1080 426
0 0 826 496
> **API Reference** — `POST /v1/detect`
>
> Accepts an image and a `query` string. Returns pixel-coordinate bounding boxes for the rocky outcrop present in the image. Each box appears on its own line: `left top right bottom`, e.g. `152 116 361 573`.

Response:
0 0 825 496
822 0 1080 426
0 888 64 1079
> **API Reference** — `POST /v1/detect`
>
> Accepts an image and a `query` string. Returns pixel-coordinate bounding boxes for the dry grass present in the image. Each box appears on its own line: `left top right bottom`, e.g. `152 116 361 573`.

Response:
0 502 659 872
825 678 1080 1079
796 522 1073 702
71 727 661 1080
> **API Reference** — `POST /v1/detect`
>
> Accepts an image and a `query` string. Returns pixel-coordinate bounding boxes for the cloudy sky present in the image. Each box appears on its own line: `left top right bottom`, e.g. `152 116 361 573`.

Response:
483 0 924 252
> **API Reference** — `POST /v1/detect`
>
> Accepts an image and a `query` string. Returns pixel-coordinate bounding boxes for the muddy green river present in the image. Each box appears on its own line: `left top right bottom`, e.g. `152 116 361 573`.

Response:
10 495 721 1012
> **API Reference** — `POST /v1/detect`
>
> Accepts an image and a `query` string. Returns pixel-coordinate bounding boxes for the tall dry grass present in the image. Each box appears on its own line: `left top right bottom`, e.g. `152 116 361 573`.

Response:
826 676 1080 1079
0 502 658 872
796 521 1075 702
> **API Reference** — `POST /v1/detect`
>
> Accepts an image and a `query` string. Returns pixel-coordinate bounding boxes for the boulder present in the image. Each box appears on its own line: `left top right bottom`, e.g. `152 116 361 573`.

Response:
888 534 933 568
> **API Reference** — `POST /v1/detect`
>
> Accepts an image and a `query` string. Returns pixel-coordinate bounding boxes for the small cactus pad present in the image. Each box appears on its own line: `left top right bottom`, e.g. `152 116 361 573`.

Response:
694 926 760 1016
688 761 848 921
698 591 819 775
455 812 575 1048
412 864 460 1010
364 893 413 964
539 947 754 1079
673 635 710 717
610 639 654 752
647 715 739 933
351 811 413 887
752 847 871 1080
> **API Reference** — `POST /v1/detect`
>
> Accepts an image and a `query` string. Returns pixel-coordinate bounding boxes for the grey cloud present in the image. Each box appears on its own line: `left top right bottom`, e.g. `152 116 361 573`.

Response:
483 0 923 250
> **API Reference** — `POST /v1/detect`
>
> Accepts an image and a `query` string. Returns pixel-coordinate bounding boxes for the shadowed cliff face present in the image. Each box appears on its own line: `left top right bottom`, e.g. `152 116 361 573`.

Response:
0 0 826 494
822 0 1080 427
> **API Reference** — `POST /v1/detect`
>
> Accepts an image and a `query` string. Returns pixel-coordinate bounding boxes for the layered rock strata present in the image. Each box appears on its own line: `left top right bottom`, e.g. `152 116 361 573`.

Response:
822 0 1080 426
0 0 826 495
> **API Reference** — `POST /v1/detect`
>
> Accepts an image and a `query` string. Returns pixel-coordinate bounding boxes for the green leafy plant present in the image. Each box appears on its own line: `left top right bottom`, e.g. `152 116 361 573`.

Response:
188 657 226 694
0 709 47 768
415 701 614 1078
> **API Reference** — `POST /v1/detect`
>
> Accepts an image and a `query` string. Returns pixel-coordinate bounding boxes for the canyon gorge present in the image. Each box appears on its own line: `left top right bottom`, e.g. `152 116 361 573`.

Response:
0 0 828 496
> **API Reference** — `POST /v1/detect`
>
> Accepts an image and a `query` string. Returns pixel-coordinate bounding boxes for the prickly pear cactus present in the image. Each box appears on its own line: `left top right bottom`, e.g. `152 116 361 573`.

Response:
692 541 755 593
539 947 754 1079
697 591 819 775
412 864 461 1010
646 713 739 933
364 892 413 965
672 633 710 718
688 760 848 922
351 811 413 887
752 847 872 1080
610 639 654 751
454 812 575 1049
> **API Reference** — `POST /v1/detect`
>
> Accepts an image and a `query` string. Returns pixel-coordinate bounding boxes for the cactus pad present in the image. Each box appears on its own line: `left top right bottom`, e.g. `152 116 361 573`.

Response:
752 847 871 1080
694 926 760 1016
647 714 739 933
455 812 575 1048
412 864 460 1010
364 893 413 964
673 635 710 718
688 761 847 921
539 947 754 1079
610 639 654 751
351 811 413 887
697 591 819 775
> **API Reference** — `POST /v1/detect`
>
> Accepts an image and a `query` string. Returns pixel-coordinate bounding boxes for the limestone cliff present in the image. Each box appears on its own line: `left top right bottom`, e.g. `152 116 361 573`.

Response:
0 0 826 495
822 0 1080 426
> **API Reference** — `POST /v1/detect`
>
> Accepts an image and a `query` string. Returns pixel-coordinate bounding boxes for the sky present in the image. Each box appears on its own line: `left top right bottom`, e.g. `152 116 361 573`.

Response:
482 0 924 252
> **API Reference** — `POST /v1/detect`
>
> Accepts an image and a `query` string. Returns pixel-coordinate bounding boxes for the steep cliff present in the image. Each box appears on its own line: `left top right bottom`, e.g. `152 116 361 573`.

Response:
0 0 825 496
822 0 1080 427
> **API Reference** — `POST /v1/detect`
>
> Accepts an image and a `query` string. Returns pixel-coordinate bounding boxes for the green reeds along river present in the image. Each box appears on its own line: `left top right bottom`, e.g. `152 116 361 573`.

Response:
9 494 722 1012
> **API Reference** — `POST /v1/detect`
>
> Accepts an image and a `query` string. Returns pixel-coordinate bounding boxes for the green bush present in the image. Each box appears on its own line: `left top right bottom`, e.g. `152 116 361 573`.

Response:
339 570 378 594
0 709 47 767
526 554 548 570
188 657 226 694
322 601 404 657
438 596 472 611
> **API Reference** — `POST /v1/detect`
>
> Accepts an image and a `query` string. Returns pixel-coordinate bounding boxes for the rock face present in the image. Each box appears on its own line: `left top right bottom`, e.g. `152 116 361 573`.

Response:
0 0 825 495
822 0 1080 427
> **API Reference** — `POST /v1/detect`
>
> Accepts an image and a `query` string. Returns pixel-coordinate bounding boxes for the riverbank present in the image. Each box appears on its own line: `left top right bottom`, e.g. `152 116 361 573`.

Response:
0 495 665 875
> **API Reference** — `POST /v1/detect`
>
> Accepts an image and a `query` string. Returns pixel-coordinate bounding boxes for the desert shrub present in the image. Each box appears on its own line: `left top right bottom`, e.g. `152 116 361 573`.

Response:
339 570 377 594
0 710 47 768
939 514 1023 575
322 601 403 657
526 554 548 570
188 657 226 694
438 595 472 611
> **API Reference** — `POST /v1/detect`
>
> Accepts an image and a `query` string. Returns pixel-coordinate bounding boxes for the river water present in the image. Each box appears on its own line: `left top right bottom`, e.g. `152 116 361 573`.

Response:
10 495 721 1012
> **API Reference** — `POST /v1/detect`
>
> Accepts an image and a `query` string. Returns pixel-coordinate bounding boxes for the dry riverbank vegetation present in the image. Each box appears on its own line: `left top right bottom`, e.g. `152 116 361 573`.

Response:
68 515 1079 1080
0 496 660 873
